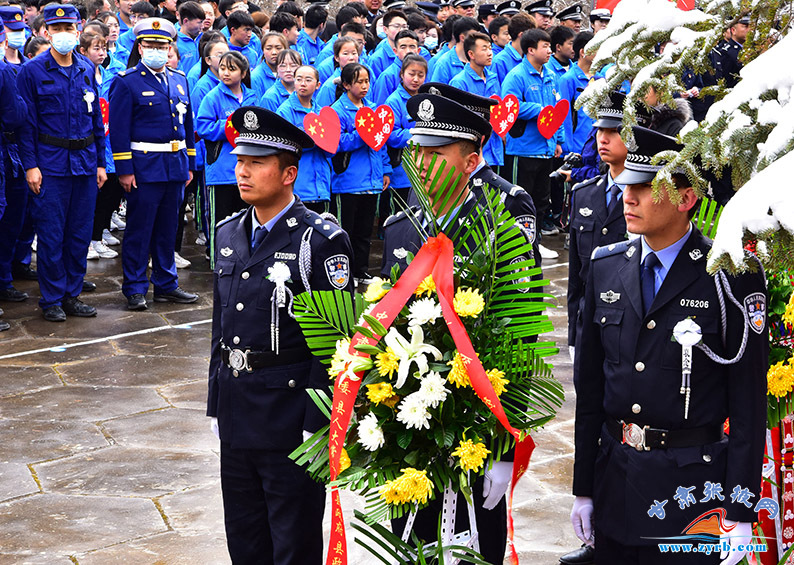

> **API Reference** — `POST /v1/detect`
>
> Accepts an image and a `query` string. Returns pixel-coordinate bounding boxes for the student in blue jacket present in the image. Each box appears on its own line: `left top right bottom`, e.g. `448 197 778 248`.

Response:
186 30 225 90
331 63 392 281
250 32 286 97
195 51 258 262
316 22 368 84
558 31 595 157
492 12 533 85
371 29 419 106
260 48 301 112
225 10 258 70
276 65 332 213
315 37 360 108
368 10 407 78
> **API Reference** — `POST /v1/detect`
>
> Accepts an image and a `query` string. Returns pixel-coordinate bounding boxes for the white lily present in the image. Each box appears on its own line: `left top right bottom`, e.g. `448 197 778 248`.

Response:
383 326 442 388
328 338 373 382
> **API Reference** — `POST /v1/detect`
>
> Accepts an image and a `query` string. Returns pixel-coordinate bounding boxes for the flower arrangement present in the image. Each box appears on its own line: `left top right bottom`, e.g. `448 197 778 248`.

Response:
767 269 794 428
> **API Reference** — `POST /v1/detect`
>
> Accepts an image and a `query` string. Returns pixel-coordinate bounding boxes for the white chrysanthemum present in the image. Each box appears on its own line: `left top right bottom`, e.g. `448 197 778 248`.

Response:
357 413 385 451
417 371 449 409
408 297 443 327
396 393 432 430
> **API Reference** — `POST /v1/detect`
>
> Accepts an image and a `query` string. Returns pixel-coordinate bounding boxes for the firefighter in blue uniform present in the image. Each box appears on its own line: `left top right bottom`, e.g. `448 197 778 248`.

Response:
207 106 353 565
571 127 767 565
109 17 199 311
17 4 106 322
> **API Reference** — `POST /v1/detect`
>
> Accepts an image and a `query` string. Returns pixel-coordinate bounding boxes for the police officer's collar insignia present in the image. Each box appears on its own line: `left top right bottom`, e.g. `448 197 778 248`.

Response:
315 218 322 225
579 207 593 217
417 99 435 121
286 217 298 227
243 110 259 130
325 255 350 289
600 290 621 303
472 178 483 187
516 215 536 244
744 292 766 334
689 248 703 261
220 247 234 257
393 247 408 259
626 245 636 258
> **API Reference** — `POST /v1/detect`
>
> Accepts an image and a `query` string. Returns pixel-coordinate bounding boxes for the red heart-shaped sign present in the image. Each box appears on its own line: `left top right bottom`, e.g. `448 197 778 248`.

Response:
537 99 570 139
225 115 238 148
304 106 341 154
489 94 520 138
100 97 109 136
355 105 394 151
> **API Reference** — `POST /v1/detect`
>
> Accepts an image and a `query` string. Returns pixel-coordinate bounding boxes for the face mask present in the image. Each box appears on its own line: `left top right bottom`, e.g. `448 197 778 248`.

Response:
377 29 387 39
7 31 25 50
51 32 78 55
424 36 438 50
141 47 169 69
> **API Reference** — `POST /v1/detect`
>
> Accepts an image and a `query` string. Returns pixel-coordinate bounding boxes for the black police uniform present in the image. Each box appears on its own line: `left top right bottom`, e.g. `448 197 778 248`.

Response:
207 107 354 565
572 128 767 564
713 38 743 89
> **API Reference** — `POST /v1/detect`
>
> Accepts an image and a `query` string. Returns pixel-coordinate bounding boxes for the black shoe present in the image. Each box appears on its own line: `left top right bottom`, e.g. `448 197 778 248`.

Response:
559 544 595 565
0 319 9 331
82 281 97 292
127 293 147 311
0 286 28 302
154 287 198 304
43 305 66 322
12 263 37 281
62 297 97 317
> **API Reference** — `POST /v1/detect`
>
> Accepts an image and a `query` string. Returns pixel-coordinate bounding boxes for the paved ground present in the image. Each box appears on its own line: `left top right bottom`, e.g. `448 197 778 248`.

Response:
0 219 580 564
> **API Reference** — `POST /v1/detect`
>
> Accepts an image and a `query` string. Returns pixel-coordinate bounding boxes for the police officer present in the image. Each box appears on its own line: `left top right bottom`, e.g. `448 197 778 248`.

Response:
109 17 199 311
570 127 767 564
712 15 749 89
17 4 107 322
556 4 584 32
524 0 554 30
208 106 354 565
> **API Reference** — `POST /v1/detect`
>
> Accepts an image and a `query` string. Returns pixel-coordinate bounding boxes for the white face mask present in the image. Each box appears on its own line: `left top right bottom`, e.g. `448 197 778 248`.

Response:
51 31 79 55
141 47 169 69
7 31 25 50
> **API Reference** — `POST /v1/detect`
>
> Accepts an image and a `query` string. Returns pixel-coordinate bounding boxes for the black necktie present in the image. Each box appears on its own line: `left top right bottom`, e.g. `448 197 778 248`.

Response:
641 252 660 315
608 184 621 212
251 226 268 252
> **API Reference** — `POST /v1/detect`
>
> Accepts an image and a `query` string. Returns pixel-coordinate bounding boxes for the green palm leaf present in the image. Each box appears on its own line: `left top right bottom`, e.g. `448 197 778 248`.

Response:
292 290 357 361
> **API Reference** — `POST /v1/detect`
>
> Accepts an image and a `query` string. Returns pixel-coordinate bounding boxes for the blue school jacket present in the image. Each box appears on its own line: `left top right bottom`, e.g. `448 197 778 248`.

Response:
250 63 276 98
260 80 291 112
384 85 413 189
449 64 504 167
492 43 522 85
557 62 594 155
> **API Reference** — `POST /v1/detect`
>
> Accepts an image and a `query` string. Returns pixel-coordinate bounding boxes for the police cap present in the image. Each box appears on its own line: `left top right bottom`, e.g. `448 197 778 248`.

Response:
0 21 6 43
42 4 80 25
416 1 441 19
230 106 314 158
593 91 652 129
383 0 407 10
589 7 611 23
614 126 683 185
0 6 26 31
134 18 177 43
453 0 475 8
408 94 491 147
557 4 583 21
496 0 521 15
525 0 553 16
478 3 498 18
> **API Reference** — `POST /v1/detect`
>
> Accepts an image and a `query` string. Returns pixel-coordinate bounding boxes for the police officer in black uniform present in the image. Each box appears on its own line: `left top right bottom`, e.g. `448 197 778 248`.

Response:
713 15 750 89
207 106 354 565
570 126 767 564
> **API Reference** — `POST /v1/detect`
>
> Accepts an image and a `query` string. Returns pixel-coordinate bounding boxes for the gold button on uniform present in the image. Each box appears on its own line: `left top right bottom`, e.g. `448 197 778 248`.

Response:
242 272 249 280
647 320 656 329
632 403 641 414
635 362 645 372
233 336 240 344
236 302 244 311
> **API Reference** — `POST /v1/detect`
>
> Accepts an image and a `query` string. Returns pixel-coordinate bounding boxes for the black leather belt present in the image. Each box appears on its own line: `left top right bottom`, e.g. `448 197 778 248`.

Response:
221 343 310 371
3 131 16 143
39 133 95 150
606 418 724 451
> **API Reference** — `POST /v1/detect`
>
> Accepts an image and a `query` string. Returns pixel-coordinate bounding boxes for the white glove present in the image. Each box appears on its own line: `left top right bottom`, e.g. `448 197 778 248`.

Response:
210 417 219 440
482 461 512 510
570 496 594 546
720 520 753 565
569 346 575 364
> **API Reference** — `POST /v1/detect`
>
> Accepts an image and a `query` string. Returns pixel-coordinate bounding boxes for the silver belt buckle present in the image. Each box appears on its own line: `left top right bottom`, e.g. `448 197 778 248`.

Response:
228 348 251 372
622 421 649 451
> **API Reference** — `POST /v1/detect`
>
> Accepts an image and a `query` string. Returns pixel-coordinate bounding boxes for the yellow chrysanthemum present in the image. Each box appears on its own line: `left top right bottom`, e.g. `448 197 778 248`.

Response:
382 395 400 408
366 382 398 406
487 368 510 396
451 439 491 473
338 448 351 472
415 275 436 297
375 347 400 378
453 288 484 318
364 277 390 303
379 467 433 505
447 351 471 388
768 360 794 398
784 292 794 326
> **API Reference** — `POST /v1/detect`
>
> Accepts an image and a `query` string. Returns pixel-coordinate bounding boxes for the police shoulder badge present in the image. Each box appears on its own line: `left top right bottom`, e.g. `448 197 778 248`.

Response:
744 292 766 335
515 215 536 244
243 110 259 131
325 255 350 289
510 257 531 293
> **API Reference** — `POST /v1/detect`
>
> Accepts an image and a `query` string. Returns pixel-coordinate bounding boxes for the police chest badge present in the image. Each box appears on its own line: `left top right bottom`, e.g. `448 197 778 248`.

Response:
600 290 620 303
744 292 766 334
515 215 536 244
579 207 593 217
220 247 233 257
325 255 350 289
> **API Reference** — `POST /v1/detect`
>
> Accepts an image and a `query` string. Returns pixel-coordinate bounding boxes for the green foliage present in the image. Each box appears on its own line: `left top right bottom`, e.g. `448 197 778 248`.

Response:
292 290 358 362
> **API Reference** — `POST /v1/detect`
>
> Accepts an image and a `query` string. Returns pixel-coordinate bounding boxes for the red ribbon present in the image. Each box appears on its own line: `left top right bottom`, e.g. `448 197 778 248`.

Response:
326 234 535 565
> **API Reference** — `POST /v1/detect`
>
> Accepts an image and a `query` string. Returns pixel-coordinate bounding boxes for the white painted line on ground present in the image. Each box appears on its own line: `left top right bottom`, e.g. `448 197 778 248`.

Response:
0 318 212 361
541 262 567 269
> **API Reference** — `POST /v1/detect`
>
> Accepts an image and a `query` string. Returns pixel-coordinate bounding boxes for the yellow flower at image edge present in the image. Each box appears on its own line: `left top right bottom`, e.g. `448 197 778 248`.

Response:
338 448 351 473
364 277 390 303
376 347 400 378
487 368 509 396
379 468 433 505
768 360 794 398
415 275 436 297
451 439 491 473
447 351 471 388
784 292 794 326
366 382 398 406
453 288 485 318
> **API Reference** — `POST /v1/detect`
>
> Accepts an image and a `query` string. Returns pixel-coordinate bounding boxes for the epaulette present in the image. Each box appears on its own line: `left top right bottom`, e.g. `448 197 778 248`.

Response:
572 175 602 192
305 210 343 239
591 239 633 261
168 68 186 76
216 208 246 229
118 69 127 77
508 185 526 197
383 206 418 228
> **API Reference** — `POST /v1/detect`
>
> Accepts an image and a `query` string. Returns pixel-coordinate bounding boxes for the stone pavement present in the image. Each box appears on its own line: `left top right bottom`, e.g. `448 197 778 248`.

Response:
0 222 580 564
